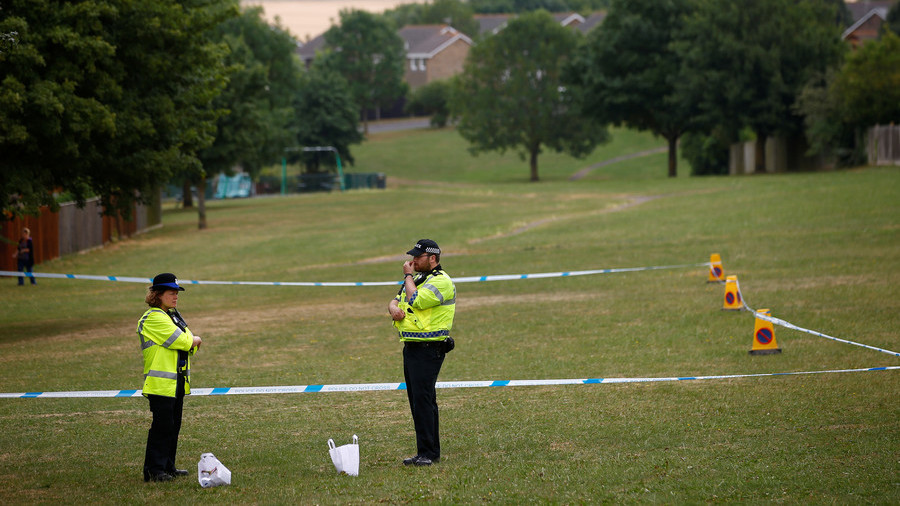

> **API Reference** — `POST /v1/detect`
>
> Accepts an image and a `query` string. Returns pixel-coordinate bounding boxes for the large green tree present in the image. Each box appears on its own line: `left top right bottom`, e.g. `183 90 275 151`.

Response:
384 0 479 38
797 30 900 165
674 0 845 173
574 0 694 177
191 4 301 228
452 10 608 181
290 62 363 174
0 0 231 219
319 9 407 134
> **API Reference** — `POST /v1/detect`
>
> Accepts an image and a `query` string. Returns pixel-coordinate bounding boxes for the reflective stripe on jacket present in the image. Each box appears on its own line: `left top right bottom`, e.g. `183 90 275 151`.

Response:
393 269 456 342
137 308 195 397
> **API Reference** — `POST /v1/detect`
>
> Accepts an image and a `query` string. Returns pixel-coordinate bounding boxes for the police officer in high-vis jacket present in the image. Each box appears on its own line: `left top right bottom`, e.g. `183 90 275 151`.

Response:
137 273 202 482
388 239 456 466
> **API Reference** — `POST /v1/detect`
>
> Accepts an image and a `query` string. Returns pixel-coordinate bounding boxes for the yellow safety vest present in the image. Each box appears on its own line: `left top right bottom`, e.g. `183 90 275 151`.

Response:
393 269 456 342
137 308 195 397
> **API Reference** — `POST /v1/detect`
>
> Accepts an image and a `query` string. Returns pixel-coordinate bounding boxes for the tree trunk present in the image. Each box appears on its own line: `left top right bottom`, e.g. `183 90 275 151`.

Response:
182 180 193 208
755 134 767 173
361 109 369 135
529 149 539 182
197 175 207 230
667 135 679 177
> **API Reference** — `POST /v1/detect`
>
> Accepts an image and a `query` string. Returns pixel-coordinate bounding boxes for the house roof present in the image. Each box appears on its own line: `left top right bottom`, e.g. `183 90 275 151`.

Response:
473 11 606 36
296 34 325 61
473 14 510 36
846 0 896 22
577 11 607 33
399 24 474 59
842 5 891 39
552 12 585 26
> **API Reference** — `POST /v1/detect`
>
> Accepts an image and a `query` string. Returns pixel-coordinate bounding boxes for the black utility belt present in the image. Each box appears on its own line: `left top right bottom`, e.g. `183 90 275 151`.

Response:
405 337 455 352
404 340 444 347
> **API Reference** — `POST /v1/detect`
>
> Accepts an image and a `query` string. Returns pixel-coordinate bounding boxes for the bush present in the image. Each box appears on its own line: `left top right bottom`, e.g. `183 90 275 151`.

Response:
682 131 730 175
405 79 454 127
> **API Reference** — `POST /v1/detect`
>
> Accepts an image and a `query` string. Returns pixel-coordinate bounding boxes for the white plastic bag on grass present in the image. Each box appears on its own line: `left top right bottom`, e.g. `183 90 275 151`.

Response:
328 435 359 476
198 452 231 488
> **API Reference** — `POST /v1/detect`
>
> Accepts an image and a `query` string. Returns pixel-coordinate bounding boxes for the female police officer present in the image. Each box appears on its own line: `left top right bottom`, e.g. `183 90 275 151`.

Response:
137 273 202 482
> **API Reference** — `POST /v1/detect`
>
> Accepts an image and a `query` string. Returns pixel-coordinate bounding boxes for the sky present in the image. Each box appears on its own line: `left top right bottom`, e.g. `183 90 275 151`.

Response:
242 0 419 42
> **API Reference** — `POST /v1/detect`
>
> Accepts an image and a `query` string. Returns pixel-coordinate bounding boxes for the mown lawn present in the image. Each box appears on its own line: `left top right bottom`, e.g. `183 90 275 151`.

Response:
0 126 897 504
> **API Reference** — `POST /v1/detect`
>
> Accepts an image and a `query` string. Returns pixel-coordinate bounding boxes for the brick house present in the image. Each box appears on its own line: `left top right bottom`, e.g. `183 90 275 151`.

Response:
843 0 896 48
399 25 474 90
474 11 606 37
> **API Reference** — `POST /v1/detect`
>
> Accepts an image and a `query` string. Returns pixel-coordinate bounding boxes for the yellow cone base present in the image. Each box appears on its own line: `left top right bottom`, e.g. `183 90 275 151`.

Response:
749 348 782 355
722 275 743 311
708 253 725 283
750 309 781 355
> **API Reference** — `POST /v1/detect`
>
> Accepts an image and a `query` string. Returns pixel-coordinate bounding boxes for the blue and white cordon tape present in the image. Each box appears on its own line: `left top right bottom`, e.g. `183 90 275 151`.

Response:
732 278 900 357
0 262 707 287
2 261 896 400
2 366 897 399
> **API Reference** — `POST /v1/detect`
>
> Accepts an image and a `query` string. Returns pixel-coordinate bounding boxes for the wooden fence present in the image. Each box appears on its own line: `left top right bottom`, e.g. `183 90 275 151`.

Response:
868 124 900 166
1 194 161 273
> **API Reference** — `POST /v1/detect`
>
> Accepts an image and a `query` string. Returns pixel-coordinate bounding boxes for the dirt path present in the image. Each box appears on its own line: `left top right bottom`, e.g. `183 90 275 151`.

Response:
568 146 668 181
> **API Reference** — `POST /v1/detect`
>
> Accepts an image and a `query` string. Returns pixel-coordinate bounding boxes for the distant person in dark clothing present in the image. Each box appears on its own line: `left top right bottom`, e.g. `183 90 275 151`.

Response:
12 227 35 285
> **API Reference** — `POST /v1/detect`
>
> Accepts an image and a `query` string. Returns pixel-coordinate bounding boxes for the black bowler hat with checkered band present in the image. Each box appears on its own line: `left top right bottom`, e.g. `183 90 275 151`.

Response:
151 272 185 291
406 239 441 256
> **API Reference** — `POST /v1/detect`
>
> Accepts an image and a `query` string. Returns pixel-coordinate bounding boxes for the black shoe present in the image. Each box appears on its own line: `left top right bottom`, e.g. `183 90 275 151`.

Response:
169 469 189 477
145 472 174 482
403 455 420 466
413 456 433 466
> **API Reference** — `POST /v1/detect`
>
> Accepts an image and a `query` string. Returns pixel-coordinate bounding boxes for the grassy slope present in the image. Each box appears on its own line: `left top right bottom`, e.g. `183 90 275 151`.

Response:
0 126 897 503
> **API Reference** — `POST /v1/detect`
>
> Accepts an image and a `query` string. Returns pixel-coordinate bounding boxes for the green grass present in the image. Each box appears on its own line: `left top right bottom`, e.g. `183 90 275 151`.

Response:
0 126 898 504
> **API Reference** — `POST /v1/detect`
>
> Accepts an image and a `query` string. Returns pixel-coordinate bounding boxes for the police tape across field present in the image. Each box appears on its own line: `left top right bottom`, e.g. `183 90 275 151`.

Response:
2 257 897 400
2 259 895 357
0 262 707 287
2 366 897 399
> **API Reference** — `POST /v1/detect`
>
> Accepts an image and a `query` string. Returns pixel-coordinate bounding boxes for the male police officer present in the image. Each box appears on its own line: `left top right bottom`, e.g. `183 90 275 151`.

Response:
388 239 456 466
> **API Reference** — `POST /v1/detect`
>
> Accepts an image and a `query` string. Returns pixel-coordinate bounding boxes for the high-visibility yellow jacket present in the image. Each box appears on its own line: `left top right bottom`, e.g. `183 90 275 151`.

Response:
137 308 195 397
393 269 456 342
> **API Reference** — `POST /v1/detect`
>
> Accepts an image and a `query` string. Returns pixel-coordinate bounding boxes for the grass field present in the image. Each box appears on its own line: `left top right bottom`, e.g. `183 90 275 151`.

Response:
1 125 898 504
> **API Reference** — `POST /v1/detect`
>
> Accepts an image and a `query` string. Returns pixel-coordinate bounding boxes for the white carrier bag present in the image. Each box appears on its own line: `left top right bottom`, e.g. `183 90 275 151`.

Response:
327 435 359 476
198 452 232 488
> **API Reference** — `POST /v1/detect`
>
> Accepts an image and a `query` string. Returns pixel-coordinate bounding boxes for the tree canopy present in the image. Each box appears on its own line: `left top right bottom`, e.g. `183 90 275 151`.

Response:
0 0 233 219
291 62 364 174
319 9 407 134
574 0 695 177
452 10 608 181
674 0 845 171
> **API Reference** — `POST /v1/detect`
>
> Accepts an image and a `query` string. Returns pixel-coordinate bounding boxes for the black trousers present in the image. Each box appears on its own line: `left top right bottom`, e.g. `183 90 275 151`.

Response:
143 385 185 479
403 342 445 460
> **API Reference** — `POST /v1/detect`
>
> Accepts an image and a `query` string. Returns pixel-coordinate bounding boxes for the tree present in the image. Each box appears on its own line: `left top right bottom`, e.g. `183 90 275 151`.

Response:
452 10 609 181
385 0 479 38
573 0 694 177
290 62 363 174
797 30 900 166
319 9 407 134
192 4 301 228
0 0 231 220
834 30 900 127
406 78 455 128
885 3 900 35
674 0 845 173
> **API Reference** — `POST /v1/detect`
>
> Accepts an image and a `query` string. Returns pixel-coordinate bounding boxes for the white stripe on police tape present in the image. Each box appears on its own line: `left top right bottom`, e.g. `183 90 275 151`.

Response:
2 366 897 398
732 278 900 357
0 262 707 287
